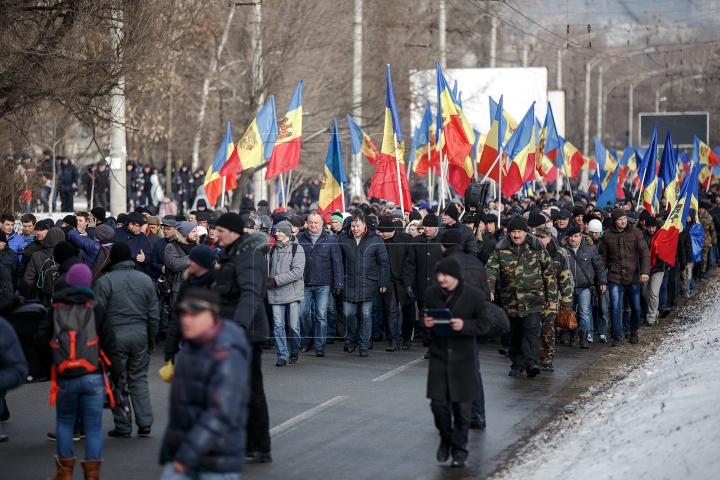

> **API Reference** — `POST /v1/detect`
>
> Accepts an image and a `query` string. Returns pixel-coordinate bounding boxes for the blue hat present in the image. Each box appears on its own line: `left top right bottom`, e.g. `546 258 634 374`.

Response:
188 245 217 269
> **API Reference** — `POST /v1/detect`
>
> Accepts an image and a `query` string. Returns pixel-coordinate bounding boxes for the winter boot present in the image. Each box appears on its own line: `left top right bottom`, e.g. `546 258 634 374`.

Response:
579 330 589 349
558 330 569 345
47 456 75 480
81 460 101 480
569 330 580 347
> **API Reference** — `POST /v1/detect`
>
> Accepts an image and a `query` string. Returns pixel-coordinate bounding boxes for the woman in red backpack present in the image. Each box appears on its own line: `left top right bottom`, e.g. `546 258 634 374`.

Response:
35 263 124 480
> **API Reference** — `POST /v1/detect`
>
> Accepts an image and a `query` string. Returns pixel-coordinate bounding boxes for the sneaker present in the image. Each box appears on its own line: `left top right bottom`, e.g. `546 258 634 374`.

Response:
630 332 639 345
401 341 411 350
359 349 369 357
540 361 554 371
47 432 83 442
289 354 299 364
587 332 594 343
599 335 607 343
275 358 287 367
385 344 399 352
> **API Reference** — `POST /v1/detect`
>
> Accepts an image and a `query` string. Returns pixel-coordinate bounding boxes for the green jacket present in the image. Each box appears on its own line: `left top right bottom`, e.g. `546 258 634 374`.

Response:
543 239 574 317
486 234 556 317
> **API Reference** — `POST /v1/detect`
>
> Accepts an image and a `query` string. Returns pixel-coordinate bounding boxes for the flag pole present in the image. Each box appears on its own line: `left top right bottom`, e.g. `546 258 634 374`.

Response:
562 161 574 200
427 141 433 205
285 169 292 210
497 147 503 229
221 176 226 207
393 132 405 212
278 173 285 211
480 152 502 183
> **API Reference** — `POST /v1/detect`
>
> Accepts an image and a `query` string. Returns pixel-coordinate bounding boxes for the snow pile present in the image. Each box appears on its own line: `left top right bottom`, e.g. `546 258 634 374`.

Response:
494 290 720 480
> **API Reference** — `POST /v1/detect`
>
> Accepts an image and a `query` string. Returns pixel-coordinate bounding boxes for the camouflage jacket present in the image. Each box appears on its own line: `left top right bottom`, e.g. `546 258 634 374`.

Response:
699 211 717 247
542 238 574 317
485 234 557 317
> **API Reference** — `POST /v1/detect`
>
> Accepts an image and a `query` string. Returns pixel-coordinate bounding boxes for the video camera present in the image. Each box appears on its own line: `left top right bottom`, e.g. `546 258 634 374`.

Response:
463 181 491 230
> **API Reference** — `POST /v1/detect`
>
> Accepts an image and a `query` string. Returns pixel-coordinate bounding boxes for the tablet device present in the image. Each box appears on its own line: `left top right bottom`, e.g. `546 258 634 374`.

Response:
424 308 453 325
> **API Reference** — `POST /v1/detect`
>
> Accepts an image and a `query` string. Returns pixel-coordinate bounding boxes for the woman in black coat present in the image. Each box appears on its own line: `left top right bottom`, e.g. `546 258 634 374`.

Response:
423 257 487 468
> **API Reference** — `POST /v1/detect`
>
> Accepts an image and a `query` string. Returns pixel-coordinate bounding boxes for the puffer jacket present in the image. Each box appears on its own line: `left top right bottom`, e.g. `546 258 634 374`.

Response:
297 230 343 289
93 259 160 338
159 320 250 474
214 233 269 343
267 237 305 304
24 227 66 302
599 224 650 285
561 236 607 288
337 224 390 303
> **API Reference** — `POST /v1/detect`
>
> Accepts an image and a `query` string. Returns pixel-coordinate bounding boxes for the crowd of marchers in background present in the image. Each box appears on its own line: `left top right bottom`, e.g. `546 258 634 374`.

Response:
2 161 720 475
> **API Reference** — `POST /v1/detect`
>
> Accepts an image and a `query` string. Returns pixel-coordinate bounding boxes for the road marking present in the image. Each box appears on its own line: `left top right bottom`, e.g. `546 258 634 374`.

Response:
372 356 426 382
270 396 348 437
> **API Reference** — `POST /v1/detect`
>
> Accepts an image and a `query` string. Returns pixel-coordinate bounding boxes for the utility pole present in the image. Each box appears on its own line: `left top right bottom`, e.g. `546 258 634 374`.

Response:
556 49 562 89
352 0 364 202
108 8 127 216
250 1 266 202
628 82 634 146
522 42 528 67
489 16 497 68
596 66 603 141
581 60 591 189
439 0 446 69
166 60 175 195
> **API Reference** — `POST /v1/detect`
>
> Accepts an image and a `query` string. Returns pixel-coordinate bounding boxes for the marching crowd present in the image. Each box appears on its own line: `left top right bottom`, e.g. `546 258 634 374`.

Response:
1 178 720 478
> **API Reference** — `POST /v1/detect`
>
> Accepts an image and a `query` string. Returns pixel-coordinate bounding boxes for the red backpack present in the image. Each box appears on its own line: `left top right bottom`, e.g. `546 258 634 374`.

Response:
48 301 114 406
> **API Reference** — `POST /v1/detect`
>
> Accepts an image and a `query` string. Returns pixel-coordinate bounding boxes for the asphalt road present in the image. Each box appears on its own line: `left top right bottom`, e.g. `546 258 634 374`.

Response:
2 338 608 480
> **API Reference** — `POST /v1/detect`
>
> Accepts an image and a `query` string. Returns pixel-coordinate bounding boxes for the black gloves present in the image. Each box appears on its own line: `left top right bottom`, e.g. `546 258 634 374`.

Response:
405 286 416 301
164 352 175 364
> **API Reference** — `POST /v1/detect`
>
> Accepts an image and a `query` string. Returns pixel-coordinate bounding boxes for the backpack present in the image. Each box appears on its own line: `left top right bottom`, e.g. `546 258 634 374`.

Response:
37 255 59 296
90 246 111 286
48 302 115 407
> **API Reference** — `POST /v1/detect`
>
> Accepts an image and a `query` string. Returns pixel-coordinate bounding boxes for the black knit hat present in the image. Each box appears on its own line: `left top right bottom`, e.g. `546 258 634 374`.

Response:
378 217 396 233
573 206 586 217
443 203 460 222
435 257 463 280
528 213 546 227
645 216 658 227
215 212 245 234
422 213 439 227
109 241 132 265
441 229 463 248
53 241 76 265
507 216 529 233
90 207 106 222
62 215 77 229
408 210 422 221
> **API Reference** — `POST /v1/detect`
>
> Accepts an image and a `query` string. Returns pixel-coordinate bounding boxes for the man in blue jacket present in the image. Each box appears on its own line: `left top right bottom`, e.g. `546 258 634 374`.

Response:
159 288 250 479
1 213 26 261
113 211 151 270
297 211 344 356
337 212 390 357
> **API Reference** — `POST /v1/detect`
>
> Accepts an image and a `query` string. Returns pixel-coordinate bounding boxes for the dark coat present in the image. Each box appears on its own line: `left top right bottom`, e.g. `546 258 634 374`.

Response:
58 162 79 191
0 316 27 392
441 222 477 256
112 225 151 270
642 230 669 275
477 231 497 264
35 287 123 382
214 233 269 344
381 229 414 306
425 281 487 402
24 227 66 303
159 320 250 473
678 227 693 268
164 268 217 356
0 263 22 315
18 236 43 297
443 245 490 300
149 237 171 275
599 224 650 285
297 230 344 289
0 244 18 286
560 236 608 288
337 225 390 303
403 232 444 301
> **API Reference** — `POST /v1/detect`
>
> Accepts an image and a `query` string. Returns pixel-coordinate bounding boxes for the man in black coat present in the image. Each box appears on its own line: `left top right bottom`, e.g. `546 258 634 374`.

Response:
423 257 487 468
0 316 28 442
440 203 477 256
403 213 444 357
213 213 271 464
377 218 414 351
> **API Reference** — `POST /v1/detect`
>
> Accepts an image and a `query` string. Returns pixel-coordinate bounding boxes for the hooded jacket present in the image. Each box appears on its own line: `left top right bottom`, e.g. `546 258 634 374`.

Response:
599 223 650 285
337 224 390 303
267 236 305 304
24 227 66 301
214 233 270 343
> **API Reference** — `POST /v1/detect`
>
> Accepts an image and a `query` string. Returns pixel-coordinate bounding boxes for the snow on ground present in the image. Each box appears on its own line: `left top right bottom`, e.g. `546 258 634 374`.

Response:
493 284 720 480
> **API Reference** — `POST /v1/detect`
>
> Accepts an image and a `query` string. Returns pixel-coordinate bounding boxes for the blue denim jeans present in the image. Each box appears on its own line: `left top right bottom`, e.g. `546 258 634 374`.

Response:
55 374 105 460
592 289 609 336
160 463 240 480
659 274 668 310
371 294 383 340
272 302 300 360
687 263 696 293
608 282 641 339
343 300 373 350
572 288 593 332
302 286 330 352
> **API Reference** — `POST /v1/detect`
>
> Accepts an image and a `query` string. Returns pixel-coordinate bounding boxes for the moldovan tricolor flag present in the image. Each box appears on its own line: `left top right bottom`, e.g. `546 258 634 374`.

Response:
559 138 587 180
412 101 440 177
477 95 505 182
318 118 346 216
639 123 659 214
203 122 237 207
266 80 303 179
436 63 475 167
490 96 517 144
220 97 278 176
368 65 412 210
693 136 719 188
537 102 561 176
650 161 697 268
657 130 679 210
347 115 379 165
502 103 536 198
